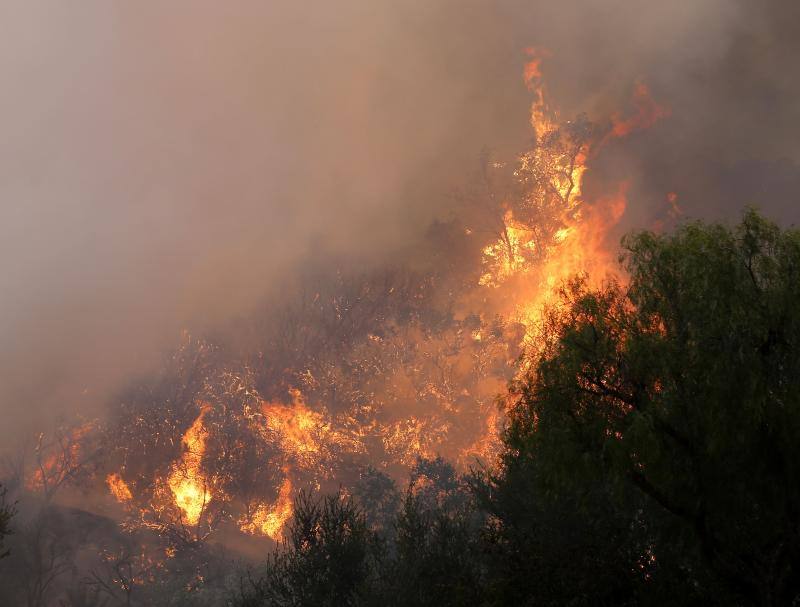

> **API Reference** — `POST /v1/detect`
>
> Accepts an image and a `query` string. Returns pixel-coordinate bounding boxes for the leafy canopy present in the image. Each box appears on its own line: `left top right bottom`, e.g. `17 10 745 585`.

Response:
501 209 800 603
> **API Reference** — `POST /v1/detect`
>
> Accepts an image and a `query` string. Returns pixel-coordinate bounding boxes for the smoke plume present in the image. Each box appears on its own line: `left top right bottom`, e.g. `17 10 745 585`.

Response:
1 0 798 439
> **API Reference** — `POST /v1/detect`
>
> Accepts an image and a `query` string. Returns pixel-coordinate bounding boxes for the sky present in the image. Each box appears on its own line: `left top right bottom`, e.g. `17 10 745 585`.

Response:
1 0 798 438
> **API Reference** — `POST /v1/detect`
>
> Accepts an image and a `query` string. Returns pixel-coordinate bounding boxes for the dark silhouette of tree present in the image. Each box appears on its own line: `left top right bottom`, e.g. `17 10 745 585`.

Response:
235 490 381 607
0 483 14 561
387 477 485 607
353 467 401 535
233 458 486 607
491 209 800 605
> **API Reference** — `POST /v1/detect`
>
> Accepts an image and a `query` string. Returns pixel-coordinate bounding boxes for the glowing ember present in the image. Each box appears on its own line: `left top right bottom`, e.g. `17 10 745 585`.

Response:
27 422 95 495
106 472 133 502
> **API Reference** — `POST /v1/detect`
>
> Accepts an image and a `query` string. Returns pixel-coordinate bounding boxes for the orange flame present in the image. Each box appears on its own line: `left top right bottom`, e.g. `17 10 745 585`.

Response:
666 191 681 217
260 390 330 468
477 51 637 360
106 472 133 503
516 182 628 339
610 82 670 139
167 404 212 526
27 422 94 494
479 210 539 287
241 474 294 541
523 47 557 138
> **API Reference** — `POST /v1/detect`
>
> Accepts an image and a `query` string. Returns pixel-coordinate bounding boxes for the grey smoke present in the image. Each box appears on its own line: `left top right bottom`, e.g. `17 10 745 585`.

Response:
1 0 798 438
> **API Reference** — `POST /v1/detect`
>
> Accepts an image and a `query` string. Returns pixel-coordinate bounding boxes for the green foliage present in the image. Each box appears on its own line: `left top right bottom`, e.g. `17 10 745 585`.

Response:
386 458 486 607
353 467 401 534
475 455 657 606
233 460 485 607
235 490 382 607
499 209 800 604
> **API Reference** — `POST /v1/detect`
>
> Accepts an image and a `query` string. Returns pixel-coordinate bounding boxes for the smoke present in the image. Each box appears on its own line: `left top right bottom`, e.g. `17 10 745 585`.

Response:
1 0 798 439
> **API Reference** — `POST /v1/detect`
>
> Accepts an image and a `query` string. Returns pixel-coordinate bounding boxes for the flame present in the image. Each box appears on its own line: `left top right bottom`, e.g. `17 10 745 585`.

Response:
609 82 670 139
27 422 95 493
167 404 212 526
516 182 628 345
243 390 357 537
260 390 329 468
241 474 294 541
460 404 504 464
523 47 557 138
107 472 133 502
476 51 646 363
383 416 436 466
522 46 549 88
479 210 539 287
666 191 681 217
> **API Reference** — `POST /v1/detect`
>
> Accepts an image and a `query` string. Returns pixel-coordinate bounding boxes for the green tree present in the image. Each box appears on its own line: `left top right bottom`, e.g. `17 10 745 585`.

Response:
353 467 401 535
493 209 800 605
233 459 486 607
234 490 381 607
386 458 486 607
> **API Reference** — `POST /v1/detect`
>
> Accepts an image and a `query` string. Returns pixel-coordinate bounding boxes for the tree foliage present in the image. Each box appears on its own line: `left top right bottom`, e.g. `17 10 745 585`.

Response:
234 210 800 607
494 209 800 604
235 490 382 607
234 458 484 607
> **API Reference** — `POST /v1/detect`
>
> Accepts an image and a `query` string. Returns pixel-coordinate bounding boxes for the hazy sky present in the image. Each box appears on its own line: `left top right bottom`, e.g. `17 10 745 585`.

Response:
1 0 798 437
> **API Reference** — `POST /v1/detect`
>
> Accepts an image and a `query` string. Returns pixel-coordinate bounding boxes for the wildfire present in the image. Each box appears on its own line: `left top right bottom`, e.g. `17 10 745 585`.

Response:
609 82 670 139
517 183 628 337
477 52 667 362
383 416 436 466
479 210 539 287
523 47 556 138
241 474 294 541
260 390 329 468
167 404 213 526
107 472 133 503
71 48 669 559
460 404 504 464
241 390 364 538
27 422 95 495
